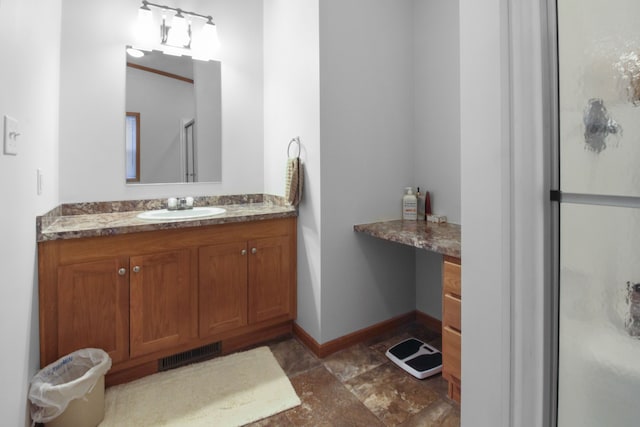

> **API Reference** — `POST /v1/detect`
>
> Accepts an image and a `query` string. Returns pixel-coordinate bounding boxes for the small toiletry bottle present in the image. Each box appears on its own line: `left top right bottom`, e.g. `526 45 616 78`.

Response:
425 192 432 218
402 187 418 220
416 187 426 220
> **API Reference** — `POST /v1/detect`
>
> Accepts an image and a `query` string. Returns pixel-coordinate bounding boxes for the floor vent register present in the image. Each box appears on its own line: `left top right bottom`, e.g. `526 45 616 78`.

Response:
385 338 442 379
159 342 222 372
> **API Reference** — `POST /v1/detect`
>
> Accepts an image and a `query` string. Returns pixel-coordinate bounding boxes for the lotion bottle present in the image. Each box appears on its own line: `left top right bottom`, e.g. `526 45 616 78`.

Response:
402 187 418 220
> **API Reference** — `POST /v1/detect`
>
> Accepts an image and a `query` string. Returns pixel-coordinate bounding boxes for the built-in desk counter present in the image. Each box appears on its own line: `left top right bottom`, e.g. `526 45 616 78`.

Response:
354 219 462 403
353 219 460 257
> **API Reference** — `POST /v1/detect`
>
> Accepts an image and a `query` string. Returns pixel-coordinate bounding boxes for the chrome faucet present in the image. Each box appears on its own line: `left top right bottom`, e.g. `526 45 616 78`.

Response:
167 196 194 211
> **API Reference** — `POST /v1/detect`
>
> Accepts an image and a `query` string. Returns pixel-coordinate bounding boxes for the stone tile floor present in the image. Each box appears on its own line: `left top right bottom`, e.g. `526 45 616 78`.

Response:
247 323 460 427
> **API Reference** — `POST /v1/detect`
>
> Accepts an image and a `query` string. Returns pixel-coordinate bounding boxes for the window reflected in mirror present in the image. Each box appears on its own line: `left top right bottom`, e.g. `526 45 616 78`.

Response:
125 112 140 183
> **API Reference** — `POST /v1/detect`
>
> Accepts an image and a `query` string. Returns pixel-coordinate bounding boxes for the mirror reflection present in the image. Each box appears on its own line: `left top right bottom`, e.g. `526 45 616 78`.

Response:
125 48 222 184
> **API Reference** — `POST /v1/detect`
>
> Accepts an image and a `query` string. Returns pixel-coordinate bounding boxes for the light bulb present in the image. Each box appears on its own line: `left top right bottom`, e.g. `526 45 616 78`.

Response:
167 12 190 47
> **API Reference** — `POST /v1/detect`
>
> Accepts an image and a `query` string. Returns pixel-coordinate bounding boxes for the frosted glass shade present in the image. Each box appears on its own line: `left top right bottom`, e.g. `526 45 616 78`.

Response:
192 22 220 61
167 14 190 47
134 6 154 49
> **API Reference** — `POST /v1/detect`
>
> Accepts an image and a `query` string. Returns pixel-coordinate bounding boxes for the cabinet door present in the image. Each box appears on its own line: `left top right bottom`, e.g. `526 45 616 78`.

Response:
248 235 293 324
199 242 248 337
57 258 129 363
129 250 192 358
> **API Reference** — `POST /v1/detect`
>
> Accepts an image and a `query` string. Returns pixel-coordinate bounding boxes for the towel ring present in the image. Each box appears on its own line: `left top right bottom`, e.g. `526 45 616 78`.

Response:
287 137 301 158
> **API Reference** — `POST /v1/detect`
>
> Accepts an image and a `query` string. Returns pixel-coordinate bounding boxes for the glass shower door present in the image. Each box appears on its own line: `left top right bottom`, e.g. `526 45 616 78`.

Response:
557 0 640 425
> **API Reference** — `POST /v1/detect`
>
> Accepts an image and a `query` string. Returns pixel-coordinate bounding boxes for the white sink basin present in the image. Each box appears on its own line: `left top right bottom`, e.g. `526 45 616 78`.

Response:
137 206 226 221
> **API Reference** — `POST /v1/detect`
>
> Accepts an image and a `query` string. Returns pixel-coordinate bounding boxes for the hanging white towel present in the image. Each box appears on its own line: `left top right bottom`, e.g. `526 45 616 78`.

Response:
285 157 303 207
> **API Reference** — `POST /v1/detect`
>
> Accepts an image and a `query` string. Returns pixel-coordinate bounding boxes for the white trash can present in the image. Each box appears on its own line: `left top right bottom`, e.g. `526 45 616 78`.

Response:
46 375 105 427
29 348 112 427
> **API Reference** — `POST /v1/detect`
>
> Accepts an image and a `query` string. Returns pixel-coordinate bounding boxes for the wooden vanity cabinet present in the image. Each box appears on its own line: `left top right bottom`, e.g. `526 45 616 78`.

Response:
198 223 295 338
442 255 462 403
39 217 296 385
40 242 195 369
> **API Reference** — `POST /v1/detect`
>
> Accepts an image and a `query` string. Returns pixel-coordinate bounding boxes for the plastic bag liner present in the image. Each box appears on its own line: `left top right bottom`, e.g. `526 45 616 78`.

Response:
28 348 112 424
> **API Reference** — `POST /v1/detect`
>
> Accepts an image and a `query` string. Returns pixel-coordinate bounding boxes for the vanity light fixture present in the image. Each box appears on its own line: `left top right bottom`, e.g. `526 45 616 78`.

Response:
134 1 220 61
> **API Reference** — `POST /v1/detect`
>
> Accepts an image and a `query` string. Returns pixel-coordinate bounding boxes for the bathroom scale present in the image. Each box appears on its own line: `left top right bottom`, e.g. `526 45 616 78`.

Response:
385 338 442 379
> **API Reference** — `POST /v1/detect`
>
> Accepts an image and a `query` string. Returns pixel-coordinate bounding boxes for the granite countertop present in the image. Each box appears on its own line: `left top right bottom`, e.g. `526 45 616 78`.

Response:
353 219 461 259
37 194 297 242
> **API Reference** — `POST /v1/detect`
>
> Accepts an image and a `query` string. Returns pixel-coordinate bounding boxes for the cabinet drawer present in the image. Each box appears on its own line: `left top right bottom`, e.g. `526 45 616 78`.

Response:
443 294 461 332
443 260 461 297
442 326 461 381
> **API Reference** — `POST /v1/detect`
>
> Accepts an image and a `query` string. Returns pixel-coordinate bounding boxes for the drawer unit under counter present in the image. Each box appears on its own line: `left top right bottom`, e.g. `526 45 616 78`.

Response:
442 255 461 403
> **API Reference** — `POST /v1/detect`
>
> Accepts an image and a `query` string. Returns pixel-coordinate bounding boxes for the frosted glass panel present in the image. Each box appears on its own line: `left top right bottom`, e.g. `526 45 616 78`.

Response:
558 203 640 426
559 0 640 196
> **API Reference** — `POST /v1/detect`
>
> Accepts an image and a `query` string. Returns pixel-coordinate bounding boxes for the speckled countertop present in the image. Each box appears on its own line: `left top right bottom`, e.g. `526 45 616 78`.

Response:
353 219 461 259
37 194 297 242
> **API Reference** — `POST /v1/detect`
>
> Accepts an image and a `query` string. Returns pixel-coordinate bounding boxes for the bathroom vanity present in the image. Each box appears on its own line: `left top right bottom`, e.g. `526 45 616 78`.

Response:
353 219 461 403
37 195 296 386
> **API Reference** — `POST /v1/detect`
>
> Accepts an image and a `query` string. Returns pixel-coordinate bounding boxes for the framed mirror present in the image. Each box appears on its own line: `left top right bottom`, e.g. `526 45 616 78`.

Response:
125 48 222 184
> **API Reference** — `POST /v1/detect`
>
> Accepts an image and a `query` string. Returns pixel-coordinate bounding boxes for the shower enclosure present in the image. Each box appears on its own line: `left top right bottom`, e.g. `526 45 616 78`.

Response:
554 0 640 424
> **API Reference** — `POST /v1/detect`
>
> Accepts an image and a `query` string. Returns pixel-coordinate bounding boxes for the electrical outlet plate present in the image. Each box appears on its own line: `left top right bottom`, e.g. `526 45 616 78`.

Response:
3 115 19 155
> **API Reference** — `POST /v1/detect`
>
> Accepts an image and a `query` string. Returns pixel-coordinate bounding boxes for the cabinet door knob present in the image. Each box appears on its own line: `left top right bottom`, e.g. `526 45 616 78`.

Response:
251 247 257 254
241 249 247 256
133 266 141 273
118 268 126 276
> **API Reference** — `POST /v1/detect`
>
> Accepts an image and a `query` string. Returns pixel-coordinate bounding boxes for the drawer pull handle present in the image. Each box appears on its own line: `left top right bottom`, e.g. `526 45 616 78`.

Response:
133 266 141 273
241 249 247 256
251 248 257 254
118 268 126 276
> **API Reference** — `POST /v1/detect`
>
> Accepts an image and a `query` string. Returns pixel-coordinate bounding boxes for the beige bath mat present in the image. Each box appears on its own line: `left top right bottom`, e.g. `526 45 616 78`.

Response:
100 346 300 427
